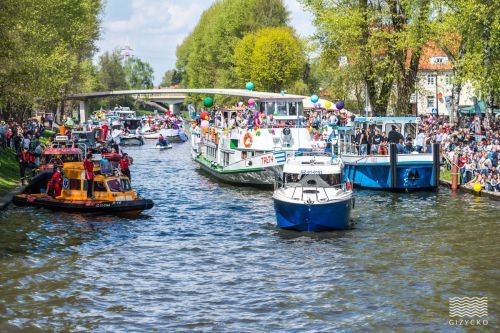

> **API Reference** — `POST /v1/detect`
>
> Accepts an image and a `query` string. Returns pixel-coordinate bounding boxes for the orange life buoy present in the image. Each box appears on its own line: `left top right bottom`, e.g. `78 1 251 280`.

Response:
243 132 253 148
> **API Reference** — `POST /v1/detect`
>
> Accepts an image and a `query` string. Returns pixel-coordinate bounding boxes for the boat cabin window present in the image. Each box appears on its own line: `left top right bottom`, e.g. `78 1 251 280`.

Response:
404 123 416 139
107 179 123 192
95 182 107 192
385 123 401 134
320 174 341 186
120 179 131 192
289 103 297 116
276 102 287 116
69 179 81 190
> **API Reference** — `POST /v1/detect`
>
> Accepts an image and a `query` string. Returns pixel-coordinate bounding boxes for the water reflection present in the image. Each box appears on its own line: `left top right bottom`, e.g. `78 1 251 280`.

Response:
0 142 498 331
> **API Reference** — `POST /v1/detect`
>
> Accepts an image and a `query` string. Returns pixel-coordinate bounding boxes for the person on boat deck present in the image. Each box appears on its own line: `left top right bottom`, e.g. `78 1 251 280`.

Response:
83 153 94 199
388 125 404 144
396 139 407 154
49 165 63 197
119 153 132 182
371 129 382 154
102 123 109 141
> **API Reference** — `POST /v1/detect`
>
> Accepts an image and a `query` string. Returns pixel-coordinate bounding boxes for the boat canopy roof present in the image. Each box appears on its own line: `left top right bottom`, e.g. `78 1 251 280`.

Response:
354 116 419 123
43 148 81 155
283 156 342 175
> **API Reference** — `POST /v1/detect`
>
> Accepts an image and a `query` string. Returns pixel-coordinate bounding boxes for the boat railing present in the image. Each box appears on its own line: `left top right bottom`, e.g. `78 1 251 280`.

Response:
276 179 346 203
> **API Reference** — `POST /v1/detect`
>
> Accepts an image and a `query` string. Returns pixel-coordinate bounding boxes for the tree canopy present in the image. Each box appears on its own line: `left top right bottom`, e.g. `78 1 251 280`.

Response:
234 27 306 92
0 0 102 120
176 0 290 89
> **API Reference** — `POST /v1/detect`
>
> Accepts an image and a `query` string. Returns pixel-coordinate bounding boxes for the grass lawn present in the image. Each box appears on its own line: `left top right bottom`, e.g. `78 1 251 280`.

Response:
0 148 20 196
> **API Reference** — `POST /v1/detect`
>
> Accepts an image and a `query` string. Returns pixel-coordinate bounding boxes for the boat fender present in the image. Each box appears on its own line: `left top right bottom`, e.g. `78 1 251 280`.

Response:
283 127 291 136
346 180 351 191
243 132 253 148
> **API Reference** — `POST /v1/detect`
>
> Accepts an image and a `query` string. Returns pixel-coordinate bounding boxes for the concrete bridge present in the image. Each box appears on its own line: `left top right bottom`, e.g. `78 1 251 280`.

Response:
65 88 306 123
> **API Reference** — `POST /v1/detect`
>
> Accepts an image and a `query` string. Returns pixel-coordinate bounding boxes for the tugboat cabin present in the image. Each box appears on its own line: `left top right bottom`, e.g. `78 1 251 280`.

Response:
61 162 137 201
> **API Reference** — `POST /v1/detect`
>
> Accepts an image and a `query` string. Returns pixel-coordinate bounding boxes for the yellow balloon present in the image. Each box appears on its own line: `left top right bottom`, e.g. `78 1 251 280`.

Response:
473 183 482 192
224 128 228 134
325 101 332 108
308 126 313 133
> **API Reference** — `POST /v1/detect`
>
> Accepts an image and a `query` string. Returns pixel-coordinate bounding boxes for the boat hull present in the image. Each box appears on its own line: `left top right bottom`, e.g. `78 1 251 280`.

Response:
344 163 435 190
342 154 437 190
12 194 154 214
273 196 354 231
194 155 277 187
120 135 144 146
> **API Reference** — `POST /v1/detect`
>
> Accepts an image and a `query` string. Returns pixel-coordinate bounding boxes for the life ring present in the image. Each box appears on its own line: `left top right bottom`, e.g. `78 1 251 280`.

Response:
243 132 253 148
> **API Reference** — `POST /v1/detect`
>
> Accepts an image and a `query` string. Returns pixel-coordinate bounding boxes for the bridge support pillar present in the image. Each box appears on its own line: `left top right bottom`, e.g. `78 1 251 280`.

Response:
169 103 181 115
79 100 88 124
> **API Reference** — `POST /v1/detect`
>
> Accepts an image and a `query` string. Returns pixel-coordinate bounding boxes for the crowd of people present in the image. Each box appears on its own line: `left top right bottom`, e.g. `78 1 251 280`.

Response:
419 114 499 192
0 118 48 184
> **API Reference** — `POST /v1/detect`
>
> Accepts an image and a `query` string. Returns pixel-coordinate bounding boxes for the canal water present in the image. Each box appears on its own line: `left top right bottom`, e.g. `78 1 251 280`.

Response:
0 142 498 332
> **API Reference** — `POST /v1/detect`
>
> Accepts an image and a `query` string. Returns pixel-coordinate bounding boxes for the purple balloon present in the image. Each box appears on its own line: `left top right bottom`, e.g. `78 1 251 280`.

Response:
336 101 344 110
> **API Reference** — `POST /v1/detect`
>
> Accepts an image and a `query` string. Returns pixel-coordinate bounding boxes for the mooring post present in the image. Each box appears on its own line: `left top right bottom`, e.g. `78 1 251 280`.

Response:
389 143 397 189
451 152 459 192
432 142 440 189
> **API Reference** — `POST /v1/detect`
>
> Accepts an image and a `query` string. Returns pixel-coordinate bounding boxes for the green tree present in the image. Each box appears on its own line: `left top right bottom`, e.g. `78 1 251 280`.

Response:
160 69 182 87
302 0 433 115
0 0 102 121
175 0 289 90
434 0 499 115
124 57 155 89
234 27 306 92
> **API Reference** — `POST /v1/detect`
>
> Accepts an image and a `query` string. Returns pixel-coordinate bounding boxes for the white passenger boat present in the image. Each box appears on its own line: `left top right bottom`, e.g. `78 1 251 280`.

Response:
191 97 313 187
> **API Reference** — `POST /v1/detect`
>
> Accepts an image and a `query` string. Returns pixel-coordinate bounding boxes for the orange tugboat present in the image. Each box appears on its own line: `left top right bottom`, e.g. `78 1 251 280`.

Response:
13 161 153 214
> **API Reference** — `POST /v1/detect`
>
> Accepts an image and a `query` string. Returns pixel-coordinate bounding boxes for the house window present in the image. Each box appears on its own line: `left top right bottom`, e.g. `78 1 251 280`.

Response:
426 74 435 86
430 56 448 64
427 96 435 108
445 74 452 86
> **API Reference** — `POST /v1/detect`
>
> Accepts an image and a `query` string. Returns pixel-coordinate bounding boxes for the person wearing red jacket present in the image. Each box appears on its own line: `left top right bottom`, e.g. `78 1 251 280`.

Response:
102 123 109 142
119 153 131 181
83 153 94 198
19 147 34 185
48 166 63 197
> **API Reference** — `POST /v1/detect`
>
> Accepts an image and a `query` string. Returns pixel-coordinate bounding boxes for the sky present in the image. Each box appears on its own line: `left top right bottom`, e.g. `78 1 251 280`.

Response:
96 0 316 85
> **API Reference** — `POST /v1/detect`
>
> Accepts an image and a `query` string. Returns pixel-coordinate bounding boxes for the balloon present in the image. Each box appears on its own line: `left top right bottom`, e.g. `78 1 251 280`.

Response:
314 102 322 108
336 101 344 110
256 130 261 136
238 101 244 106
325 101 332 108
203 97 214 108
224 128 228 134
245 82 254 91
308 126 313 133
200 120 209 129
473 183 482 193
200 111 209 120
273 111 278 116
248 98 255 106
310 95 319 103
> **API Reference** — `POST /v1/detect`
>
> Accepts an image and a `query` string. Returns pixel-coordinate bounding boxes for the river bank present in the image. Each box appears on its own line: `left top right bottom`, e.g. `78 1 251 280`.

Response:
0 148 20 196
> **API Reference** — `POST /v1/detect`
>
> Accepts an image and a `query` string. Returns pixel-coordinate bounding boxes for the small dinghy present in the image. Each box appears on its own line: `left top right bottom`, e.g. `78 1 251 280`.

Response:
273 155 354 231
154 143 172 150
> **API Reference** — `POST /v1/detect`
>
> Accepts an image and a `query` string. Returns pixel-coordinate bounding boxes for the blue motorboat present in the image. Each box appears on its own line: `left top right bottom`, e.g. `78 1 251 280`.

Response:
338 117 441 191
273 155 354 231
